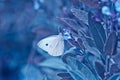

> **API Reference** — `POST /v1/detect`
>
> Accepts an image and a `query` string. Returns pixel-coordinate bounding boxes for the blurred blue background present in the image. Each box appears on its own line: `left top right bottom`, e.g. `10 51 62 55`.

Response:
0 0 79 80
1 0 120 80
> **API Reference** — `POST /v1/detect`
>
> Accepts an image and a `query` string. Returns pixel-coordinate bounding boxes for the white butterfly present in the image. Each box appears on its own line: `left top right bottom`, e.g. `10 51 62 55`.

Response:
37 33 64 56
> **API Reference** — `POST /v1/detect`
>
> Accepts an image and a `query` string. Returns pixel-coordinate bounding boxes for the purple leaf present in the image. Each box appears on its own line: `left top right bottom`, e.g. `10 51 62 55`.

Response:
62 52 75 64
104 31 118 56
110 64 120 74
60 18 79 34
67 39 81 48
95 61 105 79
77 38 85 49
71 8 88 25
80 0 102 9
57 72 74 80
57 73 71 77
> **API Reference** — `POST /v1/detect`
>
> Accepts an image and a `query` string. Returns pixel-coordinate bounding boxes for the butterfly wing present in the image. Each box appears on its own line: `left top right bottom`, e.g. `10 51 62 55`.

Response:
37 34 64 56
37 35 58 52
48 35 64 56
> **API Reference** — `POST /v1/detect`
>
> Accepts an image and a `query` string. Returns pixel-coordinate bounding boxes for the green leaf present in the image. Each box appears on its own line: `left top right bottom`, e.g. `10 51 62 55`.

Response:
77 60 97 80
38 58 67 70
66 56 97 80
21 64 43 80
88 12 106 53
69 70 85 80
108 72 120 80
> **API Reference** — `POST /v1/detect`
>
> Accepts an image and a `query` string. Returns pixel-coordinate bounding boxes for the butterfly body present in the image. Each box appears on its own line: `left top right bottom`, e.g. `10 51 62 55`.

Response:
37 33 64 56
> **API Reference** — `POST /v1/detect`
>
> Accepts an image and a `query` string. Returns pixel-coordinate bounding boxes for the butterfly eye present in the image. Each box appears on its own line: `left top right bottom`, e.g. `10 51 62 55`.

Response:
45 43 49 46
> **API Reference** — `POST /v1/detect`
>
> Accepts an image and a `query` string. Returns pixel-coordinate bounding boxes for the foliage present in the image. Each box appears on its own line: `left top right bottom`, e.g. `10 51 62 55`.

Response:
1 0 120 80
